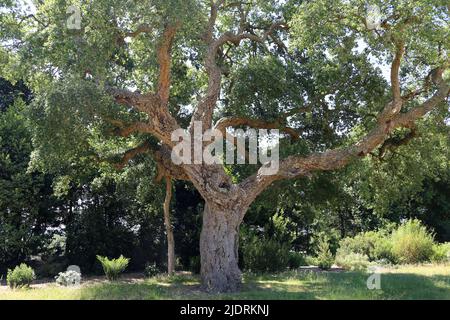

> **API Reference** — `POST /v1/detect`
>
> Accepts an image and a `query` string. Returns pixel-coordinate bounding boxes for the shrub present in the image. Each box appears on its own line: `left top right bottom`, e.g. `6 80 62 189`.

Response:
288 251 307 269
305 255 318 266
55 270 81 286
144 262 159 278
316 237 334 270
391 219 434 264
335 252 370 271
337 230 394 262
431 243 450 263
96 255 129 281
241 236 290 273
7 264 36 289
372 236 395 263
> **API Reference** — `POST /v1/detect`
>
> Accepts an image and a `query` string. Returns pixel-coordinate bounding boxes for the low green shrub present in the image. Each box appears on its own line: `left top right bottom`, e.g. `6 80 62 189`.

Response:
335 252 370 271
144 262 159 278
305 255 318 266
431 243 450 263
372 236 395 263
7 264 36 289
241 236 290 273
337 230 394 262
391 219 434 264
288 251 307 269
96 255 129 281
316 237 334 270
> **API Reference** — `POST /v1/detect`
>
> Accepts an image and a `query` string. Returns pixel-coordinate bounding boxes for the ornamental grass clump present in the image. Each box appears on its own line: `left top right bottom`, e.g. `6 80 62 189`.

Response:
96 255 129 281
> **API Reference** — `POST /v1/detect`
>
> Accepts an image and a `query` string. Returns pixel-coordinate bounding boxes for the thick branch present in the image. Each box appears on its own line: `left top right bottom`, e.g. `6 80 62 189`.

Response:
113 141 152 170
107 87 158 114
112 141 188 182
124 23 152 38
239 78 450 207
157 24 179 105
203 0 225 43
116 23 153 45
192 9 289 132
377 128 417 159
391 41 405 102
153 145 189 181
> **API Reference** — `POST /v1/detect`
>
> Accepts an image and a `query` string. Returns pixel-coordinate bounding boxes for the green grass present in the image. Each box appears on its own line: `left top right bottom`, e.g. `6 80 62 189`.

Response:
1 265 449 300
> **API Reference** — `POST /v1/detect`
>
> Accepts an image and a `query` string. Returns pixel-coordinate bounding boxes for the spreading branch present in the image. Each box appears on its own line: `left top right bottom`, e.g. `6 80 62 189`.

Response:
391 41 405 102
239 73 450 207
116 23 153 45
157 24 179 105
113 141 152 170
377 128 417 160
191 1 289 133
107 87 158 114
112 141 188 182
124 23 153 38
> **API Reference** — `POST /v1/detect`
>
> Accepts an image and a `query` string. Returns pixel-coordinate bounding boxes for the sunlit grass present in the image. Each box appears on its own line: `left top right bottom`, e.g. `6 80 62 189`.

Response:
0 264 448 300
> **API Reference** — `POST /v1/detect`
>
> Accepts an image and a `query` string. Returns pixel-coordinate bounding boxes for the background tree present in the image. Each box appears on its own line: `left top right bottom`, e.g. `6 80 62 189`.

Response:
1 0 449 292
0 77 60 274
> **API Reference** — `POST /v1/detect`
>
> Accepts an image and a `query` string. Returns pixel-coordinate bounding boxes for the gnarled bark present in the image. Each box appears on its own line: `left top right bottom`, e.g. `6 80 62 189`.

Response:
200 202 243 292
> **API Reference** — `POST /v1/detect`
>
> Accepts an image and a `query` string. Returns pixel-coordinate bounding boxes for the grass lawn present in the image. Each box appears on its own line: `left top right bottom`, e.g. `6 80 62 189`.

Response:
0 264 449 300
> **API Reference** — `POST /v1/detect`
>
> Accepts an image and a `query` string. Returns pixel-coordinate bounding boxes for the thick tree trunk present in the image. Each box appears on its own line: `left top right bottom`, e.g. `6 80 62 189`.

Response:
163 177 175 276
200 202 243 292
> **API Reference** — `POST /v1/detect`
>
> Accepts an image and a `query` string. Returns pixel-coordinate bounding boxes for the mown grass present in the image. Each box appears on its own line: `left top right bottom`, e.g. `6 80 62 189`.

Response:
0 264 448 300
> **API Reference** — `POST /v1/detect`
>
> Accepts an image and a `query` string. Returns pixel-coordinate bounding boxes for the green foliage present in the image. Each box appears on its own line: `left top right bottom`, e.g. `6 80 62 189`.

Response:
337 230 395 263
0 79 60 274
316 237 334 270
96 255 129 281
431 243 450 263
304 255 318 266
241 233 290 273
144 262 159 278
335 252 370 271
6 264 35 289
288 251 307 269
291 0 449 72
391 219 435 264
335 221 448 267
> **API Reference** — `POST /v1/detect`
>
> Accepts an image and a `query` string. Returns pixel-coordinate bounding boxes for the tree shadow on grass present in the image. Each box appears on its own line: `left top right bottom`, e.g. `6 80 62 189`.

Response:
77 271 450 300
78 279 205 300
293 271 450 300
374 273 450 300
219 271 450 300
